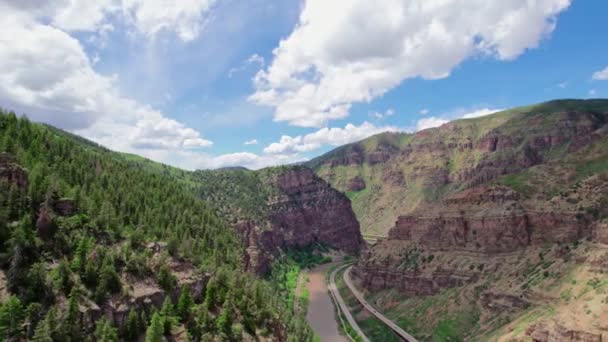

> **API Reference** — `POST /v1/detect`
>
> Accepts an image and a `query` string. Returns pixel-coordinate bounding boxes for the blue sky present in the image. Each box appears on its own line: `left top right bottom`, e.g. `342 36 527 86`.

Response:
0 0 607 169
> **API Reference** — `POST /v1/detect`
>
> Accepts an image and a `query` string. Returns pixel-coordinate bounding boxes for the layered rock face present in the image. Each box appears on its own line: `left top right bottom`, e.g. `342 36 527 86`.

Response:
269 169 363 252
237 168 363 274
347 176 366 191
309 101 608 235
388 186 591 253
351 261 477 296
524 321 604 342
353 185 595 294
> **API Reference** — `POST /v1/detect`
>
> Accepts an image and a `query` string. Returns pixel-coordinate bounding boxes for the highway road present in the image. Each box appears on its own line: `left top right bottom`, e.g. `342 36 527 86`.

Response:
328 264 370 342
343 266 419 342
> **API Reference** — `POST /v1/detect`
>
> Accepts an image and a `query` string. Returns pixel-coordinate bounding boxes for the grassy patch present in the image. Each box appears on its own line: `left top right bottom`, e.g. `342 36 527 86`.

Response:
299 275 310 313
365 287 482 341
358 317 400 342
270 245 331 311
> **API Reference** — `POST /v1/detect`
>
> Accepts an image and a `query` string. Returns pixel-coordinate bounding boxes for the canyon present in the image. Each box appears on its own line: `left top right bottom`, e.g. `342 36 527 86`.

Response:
197 166 364 274
306 100 608 340
2 99 608 341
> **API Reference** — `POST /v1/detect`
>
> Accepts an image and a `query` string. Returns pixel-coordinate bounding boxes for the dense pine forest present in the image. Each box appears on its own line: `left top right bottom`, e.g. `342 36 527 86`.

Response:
0 109 313 341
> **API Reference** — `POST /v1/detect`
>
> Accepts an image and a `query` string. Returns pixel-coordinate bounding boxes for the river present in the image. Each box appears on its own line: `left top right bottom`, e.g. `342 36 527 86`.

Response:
305 262 348 342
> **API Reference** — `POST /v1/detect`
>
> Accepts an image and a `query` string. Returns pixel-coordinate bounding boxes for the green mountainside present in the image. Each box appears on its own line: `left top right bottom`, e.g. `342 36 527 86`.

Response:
0 109 314 341
307 99 608 236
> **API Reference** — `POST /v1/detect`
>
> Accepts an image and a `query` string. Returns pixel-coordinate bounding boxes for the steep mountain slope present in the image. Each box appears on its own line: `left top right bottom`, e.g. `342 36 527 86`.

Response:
193 166 363 274
309 99 608 340
307 99 608 236
0 109 321 341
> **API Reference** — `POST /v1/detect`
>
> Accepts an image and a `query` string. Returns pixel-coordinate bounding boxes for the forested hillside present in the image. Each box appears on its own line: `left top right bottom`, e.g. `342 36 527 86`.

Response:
0 109 313 341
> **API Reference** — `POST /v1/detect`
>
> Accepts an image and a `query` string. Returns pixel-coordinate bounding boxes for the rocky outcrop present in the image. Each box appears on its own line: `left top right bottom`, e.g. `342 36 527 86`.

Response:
328 145 365 166
238 168 363 274
77 244 211 332
480 292 530 314
0 152 28 188
594 221 608 245
235 221 272 274
269 168 363 253
36 206 56 240
351 265 476 296
367 145 395 164
525 321 603 342
382 169 405 186
347 176 366 191
387 186 591 253
54 198 77 216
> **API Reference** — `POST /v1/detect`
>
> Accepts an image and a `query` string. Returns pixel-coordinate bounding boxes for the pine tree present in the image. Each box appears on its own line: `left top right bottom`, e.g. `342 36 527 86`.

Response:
145 313 164 342
0 295 25 340
7 217 37 293
177 285 193 322
32 306 57 342
216 291 234 337
94 317 118 342
124 308 140 340
160 297 177 335
156 265 176 291
52 260 73 295
25 302 43 338
61 287 81 341
96 255 121 303
25 262 52 304
203 277 217 309
195 305 214 336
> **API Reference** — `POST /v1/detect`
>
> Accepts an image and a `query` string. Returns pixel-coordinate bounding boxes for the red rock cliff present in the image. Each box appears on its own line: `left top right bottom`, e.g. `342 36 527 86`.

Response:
238 168 363 274
387 186 591 253
353 185 597 295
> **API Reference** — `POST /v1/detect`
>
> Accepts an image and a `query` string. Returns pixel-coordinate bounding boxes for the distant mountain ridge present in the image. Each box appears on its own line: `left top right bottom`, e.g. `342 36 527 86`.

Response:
306 99 608 235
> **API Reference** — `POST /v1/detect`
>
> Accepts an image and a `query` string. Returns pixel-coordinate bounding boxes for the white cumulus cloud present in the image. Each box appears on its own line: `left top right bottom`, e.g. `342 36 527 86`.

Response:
167 151 305 170
416 107 503 131
1 0 216 41
592 66 608 81
250 0 571 128
244 139 258 145
0 5 213 163
461 108 503 119
370 108 395 119
264 122 399 155
416 117 449 131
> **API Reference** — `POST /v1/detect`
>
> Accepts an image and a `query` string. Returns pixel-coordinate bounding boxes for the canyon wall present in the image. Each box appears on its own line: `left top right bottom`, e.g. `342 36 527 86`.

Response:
235 167 363 274
352 185 597 295
308 101 608 235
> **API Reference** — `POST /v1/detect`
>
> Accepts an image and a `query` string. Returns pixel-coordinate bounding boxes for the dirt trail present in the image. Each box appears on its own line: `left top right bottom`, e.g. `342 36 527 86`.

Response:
306 262 348 342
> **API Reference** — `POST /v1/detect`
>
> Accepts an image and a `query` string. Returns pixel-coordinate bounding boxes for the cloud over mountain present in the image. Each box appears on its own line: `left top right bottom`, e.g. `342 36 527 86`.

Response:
250 0 571 127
